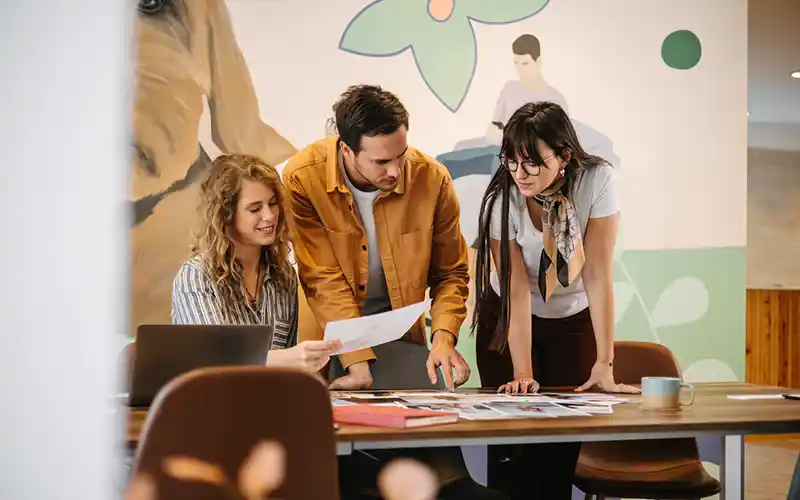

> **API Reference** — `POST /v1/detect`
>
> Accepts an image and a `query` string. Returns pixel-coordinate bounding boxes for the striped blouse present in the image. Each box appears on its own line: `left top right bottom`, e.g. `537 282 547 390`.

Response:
171 255 298 350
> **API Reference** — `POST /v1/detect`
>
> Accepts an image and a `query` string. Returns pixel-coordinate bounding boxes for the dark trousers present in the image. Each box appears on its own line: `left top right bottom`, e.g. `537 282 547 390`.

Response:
476 287 597 500
339 448 508 500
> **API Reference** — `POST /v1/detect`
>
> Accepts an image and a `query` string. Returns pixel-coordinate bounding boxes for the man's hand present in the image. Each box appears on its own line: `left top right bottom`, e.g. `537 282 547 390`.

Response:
268 340 341 373
426 330 470 391
328 360 373 390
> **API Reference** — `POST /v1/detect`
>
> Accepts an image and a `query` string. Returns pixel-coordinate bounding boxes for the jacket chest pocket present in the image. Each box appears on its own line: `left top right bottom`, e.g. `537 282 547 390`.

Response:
398 227 433 291
324 227 359 287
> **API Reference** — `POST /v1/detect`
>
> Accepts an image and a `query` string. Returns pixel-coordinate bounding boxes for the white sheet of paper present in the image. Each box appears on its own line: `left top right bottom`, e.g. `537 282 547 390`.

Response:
727 394 784 400
324 299 432 355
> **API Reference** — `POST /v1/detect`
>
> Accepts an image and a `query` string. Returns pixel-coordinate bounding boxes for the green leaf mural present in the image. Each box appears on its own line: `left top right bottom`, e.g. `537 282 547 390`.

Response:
650 277 710 329
612 281 635 324
611 247 745 383
409 17 477 114
460 0 550 23
339 0 551 111
339 1 414 56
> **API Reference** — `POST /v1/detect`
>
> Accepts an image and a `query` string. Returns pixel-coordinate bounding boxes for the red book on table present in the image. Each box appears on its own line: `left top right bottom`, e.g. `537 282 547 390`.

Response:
333 405 459 428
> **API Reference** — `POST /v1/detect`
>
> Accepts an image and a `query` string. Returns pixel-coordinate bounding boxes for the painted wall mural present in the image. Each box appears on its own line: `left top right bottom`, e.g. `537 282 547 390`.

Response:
340 0 551 112
130 0 298 333
329 1 745 391
661 29 703 70
130 0 747 386
433 31 619 251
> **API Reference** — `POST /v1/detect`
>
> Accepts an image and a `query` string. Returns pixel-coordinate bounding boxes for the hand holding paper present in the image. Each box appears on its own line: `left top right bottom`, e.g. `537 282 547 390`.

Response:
324 299 432 355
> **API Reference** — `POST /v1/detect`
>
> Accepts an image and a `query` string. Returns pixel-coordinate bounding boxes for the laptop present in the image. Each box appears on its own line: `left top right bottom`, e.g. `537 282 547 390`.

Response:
126 324 273 408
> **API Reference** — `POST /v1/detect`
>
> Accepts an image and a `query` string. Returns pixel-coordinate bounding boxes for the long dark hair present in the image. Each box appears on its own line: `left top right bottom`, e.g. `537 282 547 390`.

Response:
471 101 610 352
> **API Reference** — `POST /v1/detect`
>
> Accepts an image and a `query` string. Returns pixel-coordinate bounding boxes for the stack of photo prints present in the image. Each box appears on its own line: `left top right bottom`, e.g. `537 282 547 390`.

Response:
331 390 630 421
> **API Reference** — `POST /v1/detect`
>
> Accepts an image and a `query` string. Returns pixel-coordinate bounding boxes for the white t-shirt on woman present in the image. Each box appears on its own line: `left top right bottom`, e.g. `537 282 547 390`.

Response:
489 164 620 319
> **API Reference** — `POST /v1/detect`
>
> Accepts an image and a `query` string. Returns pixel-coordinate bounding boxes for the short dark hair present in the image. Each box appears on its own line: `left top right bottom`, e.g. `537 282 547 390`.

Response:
512 34 541 61
332 84 409 154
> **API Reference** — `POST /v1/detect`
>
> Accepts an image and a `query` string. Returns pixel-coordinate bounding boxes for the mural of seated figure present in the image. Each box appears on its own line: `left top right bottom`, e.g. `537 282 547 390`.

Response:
437 34 619 246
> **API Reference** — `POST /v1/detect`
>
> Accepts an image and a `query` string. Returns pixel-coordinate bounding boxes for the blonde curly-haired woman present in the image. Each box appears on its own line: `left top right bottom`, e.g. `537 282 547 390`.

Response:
171 153 339 372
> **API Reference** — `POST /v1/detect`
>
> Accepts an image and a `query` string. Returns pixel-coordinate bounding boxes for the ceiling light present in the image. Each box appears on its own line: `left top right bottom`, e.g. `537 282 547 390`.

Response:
792 70 800 79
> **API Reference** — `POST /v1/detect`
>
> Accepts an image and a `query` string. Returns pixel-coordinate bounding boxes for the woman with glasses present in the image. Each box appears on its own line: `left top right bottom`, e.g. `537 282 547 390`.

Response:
471 101 638 499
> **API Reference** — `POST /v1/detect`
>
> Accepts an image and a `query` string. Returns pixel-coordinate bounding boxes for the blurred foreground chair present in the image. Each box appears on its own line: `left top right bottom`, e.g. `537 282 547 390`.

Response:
129 366 339 500
574 341 722 499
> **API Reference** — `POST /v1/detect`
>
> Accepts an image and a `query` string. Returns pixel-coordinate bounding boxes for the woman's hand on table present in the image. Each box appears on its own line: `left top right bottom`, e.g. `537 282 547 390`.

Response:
576 360 640 394
498 378 540 394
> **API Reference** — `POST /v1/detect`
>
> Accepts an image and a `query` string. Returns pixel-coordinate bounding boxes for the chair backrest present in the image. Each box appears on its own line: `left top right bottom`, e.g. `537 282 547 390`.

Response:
612 341 682 384
328 340 446 390
131 367 339 500
576 342 706 482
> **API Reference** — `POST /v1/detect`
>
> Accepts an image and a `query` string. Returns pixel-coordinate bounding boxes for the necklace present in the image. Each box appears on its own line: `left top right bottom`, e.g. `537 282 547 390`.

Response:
244 261 262 309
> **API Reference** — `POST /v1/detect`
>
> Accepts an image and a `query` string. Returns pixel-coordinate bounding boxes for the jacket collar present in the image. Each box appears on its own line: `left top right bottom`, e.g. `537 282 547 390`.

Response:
325 136 406 196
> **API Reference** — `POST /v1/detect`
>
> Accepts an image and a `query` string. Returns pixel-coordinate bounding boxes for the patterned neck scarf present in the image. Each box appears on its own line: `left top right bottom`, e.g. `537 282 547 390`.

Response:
533 174 585 302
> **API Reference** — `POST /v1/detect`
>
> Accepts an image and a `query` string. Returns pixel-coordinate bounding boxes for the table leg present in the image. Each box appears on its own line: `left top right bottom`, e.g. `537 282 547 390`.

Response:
720 435 744 500
337 441 353 455
787 453 800 500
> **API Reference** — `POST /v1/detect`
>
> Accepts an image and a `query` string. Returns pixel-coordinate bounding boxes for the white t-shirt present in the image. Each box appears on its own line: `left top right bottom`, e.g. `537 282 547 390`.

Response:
492 81 569 125
489 164 620 319
341 163 392 316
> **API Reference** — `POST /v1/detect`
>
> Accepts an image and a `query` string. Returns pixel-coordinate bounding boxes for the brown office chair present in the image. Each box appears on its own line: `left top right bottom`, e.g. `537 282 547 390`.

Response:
574 341 722 499
129 366 340 500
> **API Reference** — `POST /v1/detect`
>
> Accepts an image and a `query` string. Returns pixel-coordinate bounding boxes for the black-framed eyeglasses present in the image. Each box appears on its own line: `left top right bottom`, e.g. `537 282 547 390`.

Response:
497 153 557 176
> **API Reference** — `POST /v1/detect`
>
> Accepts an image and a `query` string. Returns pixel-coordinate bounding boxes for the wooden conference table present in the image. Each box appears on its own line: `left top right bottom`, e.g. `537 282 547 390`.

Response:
127 382 800 500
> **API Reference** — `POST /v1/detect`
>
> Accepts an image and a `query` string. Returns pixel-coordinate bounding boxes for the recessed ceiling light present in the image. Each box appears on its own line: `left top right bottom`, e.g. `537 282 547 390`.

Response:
792 70 800 79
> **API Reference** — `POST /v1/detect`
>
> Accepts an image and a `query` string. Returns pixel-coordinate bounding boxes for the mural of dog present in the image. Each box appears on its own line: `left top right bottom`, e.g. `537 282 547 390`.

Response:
130 0 297 333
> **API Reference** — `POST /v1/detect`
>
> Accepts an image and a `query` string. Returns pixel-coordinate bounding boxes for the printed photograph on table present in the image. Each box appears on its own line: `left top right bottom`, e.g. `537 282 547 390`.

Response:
485 401 591 418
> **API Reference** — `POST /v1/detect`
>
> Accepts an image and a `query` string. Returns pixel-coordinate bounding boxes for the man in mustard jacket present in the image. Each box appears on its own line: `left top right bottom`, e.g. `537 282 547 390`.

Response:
283 85 471 392
283 85 505 499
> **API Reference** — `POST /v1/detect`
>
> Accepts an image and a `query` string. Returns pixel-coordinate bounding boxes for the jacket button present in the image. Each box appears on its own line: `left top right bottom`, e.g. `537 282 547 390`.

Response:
362 244 367 251
359 285 365 291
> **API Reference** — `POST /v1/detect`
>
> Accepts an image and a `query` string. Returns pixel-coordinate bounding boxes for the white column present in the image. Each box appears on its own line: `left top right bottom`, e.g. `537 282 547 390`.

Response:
0 1 131 499
720 435 745 500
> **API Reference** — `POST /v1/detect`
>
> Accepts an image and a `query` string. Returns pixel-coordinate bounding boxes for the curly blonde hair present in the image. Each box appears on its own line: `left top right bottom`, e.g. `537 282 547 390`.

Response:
192 154 294 316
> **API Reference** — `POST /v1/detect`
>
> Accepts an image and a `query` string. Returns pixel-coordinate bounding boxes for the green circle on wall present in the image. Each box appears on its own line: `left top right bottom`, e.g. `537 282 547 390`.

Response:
661 30 702 70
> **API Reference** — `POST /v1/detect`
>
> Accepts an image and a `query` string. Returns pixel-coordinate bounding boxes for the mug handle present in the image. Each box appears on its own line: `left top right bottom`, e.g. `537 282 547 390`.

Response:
680 383 695 406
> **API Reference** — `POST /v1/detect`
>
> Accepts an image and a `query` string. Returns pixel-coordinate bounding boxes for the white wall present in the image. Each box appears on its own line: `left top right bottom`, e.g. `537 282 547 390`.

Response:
748 122 800 289
0 1 130 498
749 122 800 151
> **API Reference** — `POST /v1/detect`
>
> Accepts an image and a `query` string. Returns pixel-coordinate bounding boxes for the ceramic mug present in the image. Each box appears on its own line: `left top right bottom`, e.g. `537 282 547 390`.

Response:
641 377 694 411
